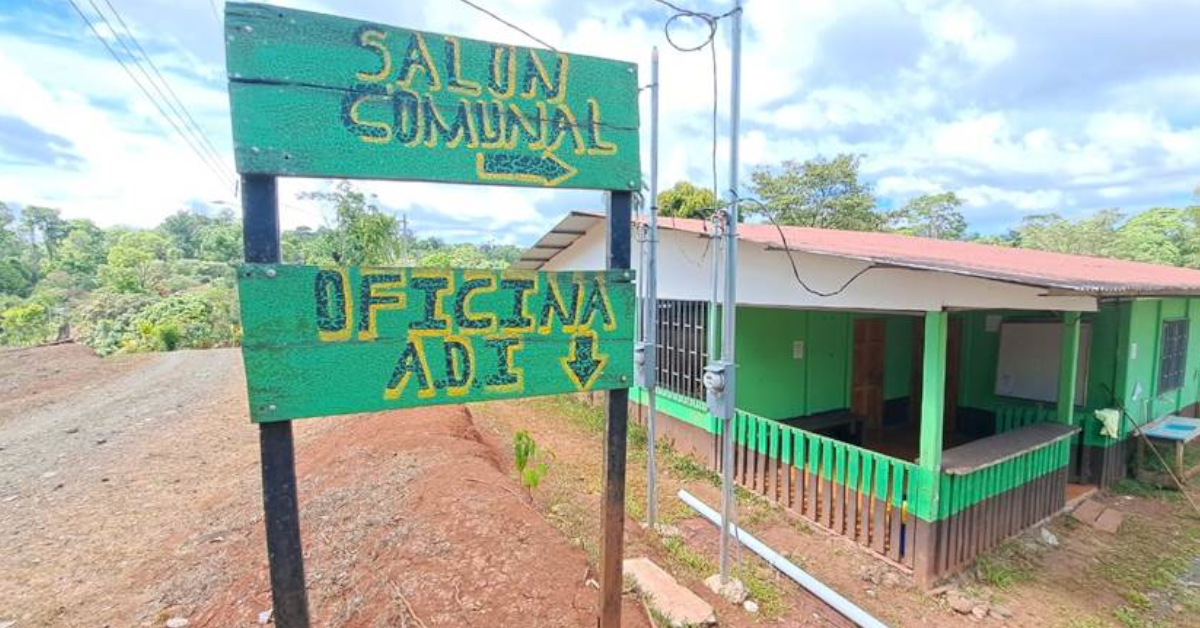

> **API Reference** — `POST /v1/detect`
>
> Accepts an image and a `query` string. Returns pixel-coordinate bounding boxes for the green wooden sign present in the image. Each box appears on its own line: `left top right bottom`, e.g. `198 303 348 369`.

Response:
224 3 640 190
237 264 635 422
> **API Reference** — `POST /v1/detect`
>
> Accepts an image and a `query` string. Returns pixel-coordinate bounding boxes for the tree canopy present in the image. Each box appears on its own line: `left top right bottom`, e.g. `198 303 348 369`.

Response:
748 154 882 231
886 192 968 240
0 182 524 350
657 181 718 220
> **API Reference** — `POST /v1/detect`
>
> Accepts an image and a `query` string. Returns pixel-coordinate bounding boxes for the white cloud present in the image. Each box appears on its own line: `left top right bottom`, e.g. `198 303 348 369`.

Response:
2 0 1200 241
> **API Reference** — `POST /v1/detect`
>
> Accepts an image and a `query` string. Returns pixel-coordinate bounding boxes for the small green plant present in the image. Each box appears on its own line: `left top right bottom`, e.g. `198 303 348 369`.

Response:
513 430 549 490
156 323 182 351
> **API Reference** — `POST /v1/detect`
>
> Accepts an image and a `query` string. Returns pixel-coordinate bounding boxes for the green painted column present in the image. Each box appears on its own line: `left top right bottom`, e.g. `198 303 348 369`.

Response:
1058 311 1082 425
917 310 948 518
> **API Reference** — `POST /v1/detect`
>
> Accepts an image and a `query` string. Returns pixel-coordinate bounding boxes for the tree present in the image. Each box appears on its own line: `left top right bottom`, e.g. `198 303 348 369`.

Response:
748 154 882 230
0 301 52 346
20 205 68 263
197 219 243 264
1012 210 1123 258
657 181 718 219
299 181 401 266
887 192 968 240
53 224 107 280
418 243 502 269
100 231 176 293
160 210 214 258
1113 207 1188 266
0 202 19 256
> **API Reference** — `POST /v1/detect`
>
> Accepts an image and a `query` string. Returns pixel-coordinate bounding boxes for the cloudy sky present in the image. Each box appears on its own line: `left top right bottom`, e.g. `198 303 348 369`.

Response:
2 0 1199 244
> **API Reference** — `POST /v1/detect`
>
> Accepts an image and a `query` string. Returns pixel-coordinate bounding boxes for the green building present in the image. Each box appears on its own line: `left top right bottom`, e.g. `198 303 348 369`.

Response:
519 211 1200 584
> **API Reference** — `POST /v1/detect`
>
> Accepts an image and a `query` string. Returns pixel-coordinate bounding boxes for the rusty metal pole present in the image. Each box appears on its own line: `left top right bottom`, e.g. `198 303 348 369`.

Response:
598 190 633 628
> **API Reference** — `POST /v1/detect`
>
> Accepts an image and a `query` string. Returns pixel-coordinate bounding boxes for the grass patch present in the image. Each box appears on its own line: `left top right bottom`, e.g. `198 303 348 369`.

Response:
1088 500 1200 628
734 562 788 618
975 541 1036 589
661 536 715 579
1057 617 1112 628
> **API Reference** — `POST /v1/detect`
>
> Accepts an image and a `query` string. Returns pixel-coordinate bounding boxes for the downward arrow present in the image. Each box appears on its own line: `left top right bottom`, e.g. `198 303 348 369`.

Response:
561 333 607 391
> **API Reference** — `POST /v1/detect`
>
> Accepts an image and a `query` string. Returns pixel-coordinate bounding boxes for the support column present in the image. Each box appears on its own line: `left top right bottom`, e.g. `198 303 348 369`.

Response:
913 310 947 586
1058 311 1081 425
598 190 632 628
918 311 948 491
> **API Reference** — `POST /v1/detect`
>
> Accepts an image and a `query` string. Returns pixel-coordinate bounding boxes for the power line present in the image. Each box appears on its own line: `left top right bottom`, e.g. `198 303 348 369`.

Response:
651 0 739 220
65 0 235 191
454 0 558 51
739 198 879 297
93 0 235 180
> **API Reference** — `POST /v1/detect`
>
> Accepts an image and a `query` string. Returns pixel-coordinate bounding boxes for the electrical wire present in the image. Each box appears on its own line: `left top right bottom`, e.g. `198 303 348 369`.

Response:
738 198 880 297
454 0 558 51
96 0 235 180
651 0 738 217
66 0 234 190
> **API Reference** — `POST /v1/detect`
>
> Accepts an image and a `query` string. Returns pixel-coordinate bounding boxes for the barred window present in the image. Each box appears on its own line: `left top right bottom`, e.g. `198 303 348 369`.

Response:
654 300 709 400
1159 319 1189 393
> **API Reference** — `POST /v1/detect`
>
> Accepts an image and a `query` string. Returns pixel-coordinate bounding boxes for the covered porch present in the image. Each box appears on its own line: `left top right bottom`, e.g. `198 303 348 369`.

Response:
634 304 1084 584
525 211 1200 584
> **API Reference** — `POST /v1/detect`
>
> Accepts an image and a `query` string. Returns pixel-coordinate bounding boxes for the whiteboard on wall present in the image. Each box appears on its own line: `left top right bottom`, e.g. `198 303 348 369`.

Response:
994 321 1091 404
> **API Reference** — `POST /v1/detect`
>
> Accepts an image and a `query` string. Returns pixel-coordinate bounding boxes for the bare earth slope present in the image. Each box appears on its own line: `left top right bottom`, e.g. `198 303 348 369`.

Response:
0 345 646 628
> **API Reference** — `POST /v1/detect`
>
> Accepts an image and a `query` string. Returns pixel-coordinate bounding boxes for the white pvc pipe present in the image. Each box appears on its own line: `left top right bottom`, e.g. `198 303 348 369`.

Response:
677 490 893 628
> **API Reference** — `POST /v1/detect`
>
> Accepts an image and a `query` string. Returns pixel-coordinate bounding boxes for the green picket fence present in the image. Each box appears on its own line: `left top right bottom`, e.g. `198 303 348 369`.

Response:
728 409 924 566
993 404 1056 434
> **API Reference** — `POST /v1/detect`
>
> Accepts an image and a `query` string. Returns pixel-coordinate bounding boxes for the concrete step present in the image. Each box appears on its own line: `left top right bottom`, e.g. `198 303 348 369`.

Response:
623 557 717 627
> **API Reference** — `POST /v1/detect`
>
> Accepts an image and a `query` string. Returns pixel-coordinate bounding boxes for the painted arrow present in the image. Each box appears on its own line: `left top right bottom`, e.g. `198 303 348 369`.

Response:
475 151 578 187
560 332 608 391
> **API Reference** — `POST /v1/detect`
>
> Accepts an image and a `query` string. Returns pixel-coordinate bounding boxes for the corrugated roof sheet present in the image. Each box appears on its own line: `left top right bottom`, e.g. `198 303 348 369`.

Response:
518 211 1200 296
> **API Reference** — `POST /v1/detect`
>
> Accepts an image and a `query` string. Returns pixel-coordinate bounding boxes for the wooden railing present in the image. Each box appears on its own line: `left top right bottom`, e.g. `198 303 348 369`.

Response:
925 434 1072 577
726 410 923 568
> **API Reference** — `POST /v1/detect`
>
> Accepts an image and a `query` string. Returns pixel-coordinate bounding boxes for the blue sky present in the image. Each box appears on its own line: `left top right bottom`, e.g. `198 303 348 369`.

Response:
1 0 1199 244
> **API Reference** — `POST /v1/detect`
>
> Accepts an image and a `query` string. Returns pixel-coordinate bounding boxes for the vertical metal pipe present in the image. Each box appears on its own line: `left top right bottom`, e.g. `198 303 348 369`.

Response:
646 46 661 529
598 190 633 628
718 0 743 583
243 174 311 628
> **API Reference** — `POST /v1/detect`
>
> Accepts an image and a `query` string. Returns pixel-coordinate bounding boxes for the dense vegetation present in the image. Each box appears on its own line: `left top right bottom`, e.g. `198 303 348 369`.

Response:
0 182 520 351
7 161 1200 351
657 153 1200 268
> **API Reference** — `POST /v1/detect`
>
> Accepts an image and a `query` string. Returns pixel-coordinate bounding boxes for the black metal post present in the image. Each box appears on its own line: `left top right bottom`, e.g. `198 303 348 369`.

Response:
598 190 632 628
242 174 311 628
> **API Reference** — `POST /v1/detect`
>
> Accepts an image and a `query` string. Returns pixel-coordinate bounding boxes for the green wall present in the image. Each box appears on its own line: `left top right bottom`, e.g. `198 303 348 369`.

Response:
956 299 1200 446
1122 298 1200 428
732 306 916 420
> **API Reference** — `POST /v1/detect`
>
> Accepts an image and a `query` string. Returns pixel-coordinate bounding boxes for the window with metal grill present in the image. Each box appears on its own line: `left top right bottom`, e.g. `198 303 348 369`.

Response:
654 300 709 401
1158 319 1189 393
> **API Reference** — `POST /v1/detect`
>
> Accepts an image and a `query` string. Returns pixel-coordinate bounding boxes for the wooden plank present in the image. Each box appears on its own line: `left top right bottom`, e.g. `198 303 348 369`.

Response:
238 265 634 421
224 3 640 190
941 423 1079 475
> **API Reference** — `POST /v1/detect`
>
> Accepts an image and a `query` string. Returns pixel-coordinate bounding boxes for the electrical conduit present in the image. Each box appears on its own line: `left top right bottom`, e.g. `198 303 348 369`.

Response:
677 490 893 628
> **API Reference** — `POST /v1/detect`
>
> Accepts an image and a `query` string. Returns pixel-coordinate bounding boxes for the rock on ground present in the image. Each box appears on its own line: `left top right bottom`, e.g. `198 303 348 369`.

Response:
704 573 749 605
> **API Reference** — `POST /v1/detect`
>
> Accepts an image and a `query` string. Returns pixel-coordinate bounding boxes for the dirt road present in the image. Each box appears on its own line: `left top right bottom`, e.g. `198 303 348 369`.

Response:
0 345 647 628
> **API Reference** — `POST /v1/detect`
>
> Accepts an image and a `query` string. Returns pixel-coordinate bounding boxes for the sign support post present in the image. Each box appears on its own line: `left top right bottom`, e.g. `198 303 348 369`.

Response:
242 174 311 628
599 190 632 628
225 6 642 627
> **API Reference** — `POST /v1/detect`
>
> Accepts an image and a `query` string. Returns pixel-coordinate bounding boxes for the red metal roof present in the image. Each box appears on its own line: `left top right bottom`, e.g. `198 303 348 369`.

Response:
519 211 1200 296
648 214 1200 296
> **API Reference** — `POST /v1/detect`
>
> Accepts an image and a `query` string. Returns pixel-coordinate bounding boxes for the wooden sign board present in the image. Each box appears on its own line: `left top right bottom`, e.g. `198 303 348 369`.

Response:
238 264 635 422
225 3 641 190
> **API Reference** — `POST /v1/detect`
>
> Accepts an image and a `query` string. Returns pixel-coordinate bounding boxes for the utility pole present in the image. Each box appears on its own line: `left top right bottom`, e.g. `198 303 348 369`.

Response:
717 0 743 583
645 46 661 529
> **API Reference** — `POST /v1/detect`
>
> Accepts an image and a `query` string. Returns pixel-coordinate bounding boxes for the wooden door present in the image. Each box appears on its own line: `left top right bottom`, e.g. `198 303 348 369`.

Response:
852 318 886 432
